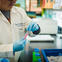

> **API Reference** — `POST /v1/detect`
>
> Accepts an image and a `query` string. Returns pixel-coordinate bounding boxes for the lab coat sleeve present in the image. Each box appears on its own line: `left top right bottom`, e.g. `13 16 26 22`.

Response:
16 7 32 28
22 10 32 28
16 7 40 35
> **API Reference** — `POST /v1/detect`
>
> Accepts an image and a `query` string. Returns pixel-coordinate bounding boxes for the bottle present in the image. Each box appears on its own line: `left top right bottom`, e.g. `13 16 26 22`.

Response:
35 53 41 60
32 48 41 62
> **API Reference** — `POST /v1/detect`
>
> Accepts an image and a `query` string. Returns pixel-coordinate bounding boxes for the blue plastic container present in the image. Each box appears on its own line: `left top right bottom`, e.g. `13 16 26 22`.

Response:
41 49 62 62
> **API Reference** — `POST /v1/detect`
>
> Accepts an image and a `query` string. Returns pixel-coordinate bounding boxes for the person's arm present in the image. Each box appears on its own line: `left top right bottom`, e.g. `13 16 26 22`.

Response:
17 7 40 34
13 37 26 53
13 7 40 53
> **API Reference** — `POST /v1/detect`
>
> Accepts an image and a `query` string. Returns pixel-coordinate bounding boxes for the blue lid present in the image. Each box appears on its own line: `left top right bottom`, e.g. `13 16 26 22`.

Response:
35 53 40 56
38 58 41 62
34 48 40 52
1 58 9 62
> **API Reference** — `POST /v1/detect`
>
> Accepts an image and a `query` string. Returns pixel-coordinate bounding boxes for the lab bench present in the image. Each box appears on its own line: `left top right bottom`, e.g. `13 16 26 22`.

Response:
18 47 44 62
26 35 56 49
18 48 62 62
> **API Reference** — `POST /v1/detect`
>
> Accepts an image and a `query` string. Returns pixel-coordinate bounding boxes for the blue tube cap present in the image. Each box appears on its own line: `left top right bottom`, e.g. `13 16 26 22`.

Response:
35 53 40 56
34 48 40 52
38 58 41 62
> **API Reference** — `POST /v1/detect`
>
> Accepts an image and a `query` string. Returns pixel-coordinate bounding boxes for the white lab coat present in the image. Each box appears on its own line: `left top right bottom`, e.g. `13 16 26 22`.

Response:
0 6 32 61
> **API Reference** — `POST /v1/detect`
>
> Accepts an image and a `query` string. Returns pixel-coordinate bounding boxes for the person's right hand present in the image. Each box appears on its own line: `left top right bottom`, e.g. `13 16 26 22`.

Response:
13 37 26 53
26 22 40 34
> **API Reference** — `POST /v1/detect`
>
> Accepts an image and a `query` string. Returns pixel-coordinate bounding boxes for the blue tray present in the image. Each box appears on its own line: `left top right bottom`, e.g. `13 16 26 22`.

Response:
41 49 62 62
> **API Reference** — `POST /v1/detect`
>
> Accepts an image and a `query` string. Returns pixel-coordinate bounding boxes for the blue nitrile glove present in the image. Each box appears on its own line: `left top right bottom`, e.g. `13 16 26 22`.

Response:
26 22 40 34
13 37 26 53
0 58 9 62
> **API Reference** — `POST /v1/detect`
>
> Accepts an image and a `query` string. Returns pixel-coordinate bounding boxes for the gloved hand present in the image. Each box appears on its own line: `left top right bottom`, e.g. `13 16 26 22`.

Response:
0 58 9 62
13 37 26 53
26 22 40 34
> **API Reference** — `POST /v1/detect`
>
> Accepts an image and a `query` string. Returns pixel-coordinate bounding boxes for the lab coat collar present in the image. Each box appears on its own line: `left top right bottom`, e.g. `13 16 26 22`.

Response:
0 6 16 15
0 6 16 24
0 11 10 24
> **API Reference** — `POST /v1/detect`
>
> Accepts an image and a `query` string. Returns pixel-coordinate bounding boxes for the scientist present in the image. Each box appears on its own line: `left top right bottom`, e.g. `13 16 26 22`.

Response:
0 0 40 61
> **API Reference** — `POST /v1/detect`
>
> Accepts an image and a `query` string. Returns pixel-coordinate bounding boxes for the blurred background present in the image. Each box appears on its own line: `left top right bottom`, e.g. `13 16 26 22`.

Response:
15 0 62 49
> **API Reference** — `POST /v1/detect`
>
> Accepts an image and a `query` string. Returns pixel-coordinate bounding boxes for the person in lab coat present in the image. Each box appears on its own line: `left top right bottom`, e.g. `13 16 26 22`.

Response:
0 0 40 61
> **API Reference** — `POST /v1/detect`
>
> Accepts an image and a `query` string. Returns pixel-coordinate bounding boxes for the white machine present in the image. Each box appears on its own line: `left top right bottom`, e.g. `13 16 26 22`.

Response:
26 18 58 49
32 18 57 34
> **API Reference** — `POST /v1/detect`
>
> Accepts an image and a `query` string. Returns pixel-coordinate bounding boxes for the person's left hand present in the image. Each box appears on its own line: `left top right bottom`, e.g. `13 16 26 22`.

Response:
0 58 9 62
13 37 26 53
26 22 40 34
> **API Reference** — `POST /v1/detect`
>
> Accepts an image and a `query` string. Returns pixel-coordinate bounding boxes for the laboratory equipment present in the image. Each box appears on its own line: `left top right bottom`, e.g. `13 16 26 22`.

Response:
41 49 62 62
26 18 57 49
32 48 42 62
